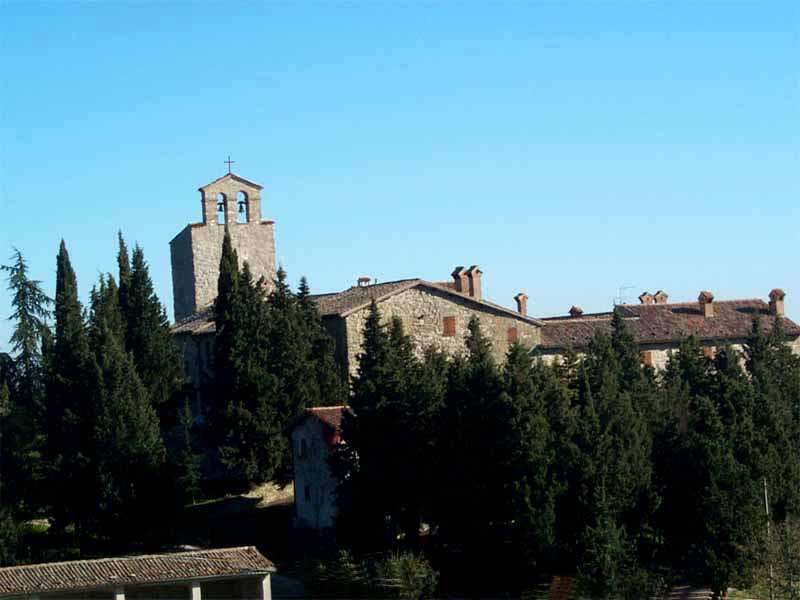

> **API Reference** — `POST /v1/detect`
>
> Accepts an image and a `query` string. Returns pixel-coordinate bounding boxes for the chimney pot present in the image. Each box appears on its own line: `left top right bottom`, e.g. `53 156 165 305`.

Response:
451 266 467 294
698 291 715 318
654 290 669 304
357 276 371 287
466 265 483 300
569 305 584 318
639 292 655 305
514 293 528 316
769 288 785 317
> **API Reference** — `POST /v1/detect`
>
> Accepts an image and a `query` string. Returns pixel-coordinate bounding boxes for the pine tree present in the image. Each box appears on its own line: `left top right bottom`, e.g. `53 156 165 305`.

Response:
2 249 51 414
45 240 96 534
120 240 182 411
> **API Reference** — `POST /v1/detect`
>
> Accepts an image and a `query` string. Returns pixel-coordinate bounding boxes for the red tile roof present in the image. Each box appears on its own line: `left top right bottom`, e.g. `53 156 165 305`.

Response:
304 405 350 431
0 546 274 597
539 299 800 352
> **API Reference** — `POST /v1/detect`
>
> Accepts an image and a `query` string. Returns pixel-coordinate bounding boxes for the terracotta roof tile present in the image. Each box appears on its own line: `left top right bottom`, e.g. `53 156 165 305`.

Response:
539 299 800 351
0 547 274 597
304 405 350 431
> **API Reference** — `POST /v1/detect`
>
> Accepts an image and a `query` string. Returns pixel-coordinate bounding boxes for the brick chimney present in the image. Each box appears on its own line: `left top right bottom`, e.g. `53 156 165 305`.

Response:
698 291 715 318
639 292 655 305
466 265 483 300
514 293 528 316
569 305 584 318
451 266 468 294
769 288 785 317
654 290 669 304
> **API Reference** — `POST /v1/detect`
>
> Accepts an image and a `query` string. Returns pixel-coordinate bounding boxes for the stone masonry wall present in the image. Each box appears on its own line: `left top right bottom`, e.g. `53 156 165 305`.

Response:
292 418 339 529
170 175 276 321
341 286 541 375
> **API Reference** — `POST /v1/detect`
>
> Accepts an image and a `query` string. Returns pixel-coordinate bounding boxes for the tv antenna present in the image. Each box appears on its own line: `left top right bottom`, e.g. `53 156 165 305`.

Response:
614 284 635 306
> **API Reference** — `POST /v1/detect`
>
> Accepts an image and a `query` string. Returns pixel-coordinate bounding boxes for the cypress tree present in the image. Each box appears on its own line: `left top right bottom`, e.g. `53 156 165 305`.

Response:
120 240 182 411
91 314 166 545
173 399 202 505
45 240 96 535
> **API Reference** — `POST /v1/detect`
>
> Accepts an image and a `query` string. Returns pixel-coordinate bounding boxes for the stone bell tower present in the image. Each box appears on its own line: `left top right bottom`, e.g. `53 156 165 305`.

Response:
170 172 277 321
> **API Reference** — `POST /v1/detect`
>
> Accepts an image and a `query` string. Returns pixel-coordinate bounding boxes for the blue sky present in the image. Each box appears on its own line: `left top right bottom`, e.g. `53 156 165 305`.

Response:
1 1 798 350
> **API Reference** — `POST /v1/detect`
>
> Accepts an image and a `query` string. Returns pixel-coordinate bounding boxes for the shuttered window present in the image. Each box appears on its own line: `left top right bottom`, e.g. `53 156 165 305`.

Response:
507 327 518 343
443 316 456 337
641 351 654 367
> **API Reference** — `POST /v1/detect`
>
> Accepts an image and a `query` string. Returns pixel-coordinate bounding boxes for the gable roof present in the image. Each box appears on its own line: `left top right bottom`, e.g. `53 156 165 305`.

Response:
0 546 274 597
172 278 543 336
538 299 800 352
312 279 544 325
297 405 350 432
198 172 264 191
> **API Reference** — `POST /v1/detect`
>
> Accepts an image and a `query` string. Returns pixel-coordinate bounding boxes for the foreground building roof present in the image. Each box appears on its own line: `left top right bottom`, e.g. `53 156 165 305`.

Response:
539 298 800 352
0 546 274 598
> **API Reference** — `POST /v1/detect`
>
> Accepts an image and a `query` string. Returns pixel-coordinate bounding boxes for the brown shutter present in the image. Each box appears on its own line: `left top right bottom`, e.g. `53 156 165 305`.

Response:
703 346 715 359
641 351 654 367
443 316 456 337
507 327 518 343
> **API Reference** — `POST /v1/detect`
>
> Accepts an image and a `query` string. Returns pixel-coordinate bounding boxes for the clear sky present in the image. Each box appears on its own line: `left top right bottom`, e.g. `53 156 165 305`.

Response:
1 1 798 351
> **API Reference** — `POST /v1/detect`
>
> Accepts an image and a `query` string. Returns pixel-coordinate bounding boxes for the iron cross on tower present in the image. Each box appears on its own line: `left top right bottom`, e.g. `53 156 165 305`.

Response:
225 156 236 174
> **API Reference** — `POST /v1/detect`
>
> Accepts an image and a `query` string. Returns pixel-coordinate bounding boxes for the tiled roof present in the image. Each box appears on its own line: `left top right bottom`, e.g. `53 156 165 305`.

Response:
171 307 215 336
172 278 543 335
538 299 800 352
0 546 274 597
312 278 543 325
303 405 350 431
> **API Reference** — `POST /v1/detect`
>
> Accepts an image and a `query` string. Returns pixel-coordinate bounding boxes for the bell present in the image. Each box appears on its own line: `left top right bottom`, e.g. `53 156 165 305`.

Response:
217 203 224 212
238 202 245 214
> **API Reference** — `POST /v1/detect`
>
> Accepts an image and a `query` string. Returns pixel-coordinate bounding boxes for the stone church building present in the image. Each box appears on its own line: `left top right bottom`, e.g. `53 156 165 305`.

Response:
170 170 800 390
169 170 800 532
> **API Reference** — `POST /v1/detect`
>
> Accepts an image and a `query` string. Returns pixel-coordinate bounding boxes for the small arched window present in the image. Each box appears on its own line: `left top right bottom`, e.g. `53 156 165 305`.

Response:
236 191 249 224
216 193 227 225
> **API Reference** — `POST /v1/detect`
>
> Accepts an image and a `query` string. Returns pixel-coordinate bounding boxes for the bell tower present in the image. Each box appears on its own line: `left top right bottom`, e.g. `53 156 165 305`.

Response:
170 172 277 321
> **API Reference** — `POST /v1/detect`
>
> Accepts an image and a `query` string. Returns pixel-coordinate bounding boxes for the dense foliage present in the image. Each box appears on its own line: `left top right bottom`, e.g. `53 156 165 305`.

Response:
334 303 800 598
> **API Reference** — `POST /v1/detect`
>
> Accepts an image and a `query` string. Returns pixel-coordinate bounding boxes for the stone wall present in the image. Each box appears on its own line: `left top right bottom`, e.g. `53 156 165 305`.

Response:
292 418 339 529
337 286 541 374
170 174 277 321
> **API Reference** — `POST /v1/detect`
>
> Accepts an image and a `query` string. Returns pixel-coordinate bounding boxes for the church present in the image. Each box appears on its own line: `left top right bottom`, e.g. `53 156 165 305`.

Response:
170 170 800 387
169 169 800 531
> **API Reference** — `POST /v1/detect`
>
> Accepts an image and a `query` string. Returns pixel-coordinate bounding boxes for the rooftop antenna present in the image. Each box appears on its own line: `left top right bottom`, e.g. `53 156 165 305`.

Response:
614 284 635 306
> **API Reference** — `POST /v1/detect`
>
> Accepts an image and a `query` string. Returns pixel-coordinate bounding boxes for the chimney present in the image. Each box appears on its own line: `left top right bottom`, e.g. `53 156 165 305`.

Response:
569 305 584 318
654 290 669 304
451 266 467 294
466 265 483 300
514 293 528 316
357 276 371 287
698 291 715 318
769 288 785 317
639 292 655 305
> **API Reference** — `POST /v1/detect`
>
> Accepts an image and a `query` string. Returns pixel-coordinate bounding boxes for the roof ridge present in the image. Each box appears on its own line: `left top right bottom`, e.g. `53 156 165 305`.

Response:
0 546 258 572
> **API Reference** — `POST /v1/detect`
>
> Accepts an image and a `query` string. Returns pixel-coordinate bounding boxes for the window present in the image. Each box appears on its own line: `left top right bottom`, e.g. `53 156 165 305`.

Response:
236 191 249 224
703 346 715 359
641 351 654 367
304 485 312 502
443 316 456 337
216 193 226 225
507 327 518 343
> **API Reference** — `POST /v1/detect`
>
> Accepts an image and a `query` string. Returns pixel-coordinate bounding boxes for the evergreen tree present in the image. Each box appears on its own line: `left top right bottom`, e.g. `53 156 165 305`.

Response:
505 344 558 571
120 239 182 411
44 240 96 535
116 231 131 330
297 276 347 407
173 399 202 505
2 249 51 414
